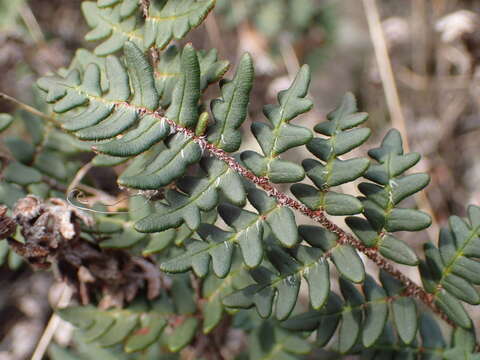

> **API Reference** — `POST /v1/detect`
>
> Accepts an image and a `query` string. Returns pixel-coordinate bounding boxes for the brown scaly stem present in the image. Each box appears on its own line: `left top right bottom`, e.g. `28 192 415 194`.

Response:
129 108 456 327
1 89 452 325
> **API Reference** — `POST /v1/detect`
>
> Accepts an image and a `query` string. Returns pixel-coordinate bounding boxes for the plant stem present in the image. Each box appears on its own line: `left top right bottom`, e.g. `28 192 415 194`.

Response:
31 283 73 360
140 108 455 327
0 92 61 126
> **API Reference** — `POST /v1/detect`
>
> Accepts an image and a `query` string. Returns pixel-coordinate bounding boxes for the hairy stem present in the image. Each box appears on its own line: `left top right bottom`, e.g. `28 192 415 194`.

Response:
133 107 455 327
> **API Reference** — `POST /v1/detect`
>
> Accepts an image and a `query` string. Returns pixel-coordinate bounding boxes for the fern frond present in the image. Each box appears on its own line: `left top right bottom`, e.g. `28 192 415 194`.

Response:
8 1 480 358
207 53 254 152
223 244 324 321
222 223 367 322
97 0 139 18
156 45 229 107
37 43 172 187
58 277 198 353
248 321 311 360
201 258 252 333
291 92 369 216
241 65 313 183
281 274 422 353
117 136 201 189
347 129 431 266
160 186 297 276
164 44 201 128
82 1 143 56
420 206 480 328
299 225 365 283
144 0 216 50
134 157 245 233
49 335 169 360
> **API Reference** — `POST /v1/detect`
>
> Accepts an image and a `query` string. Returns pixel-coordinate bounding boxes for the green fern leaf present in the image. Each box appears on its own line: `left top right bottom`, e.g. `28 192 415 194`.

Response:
290 93 369 216
282 278 383 354
347 129 431 266
160 204 265 273
362 276 388 348
165 44 201 129
135 158 245 233
143 210 217 255
82 1 143 56
115 0 140 18
94 115 170 157
291 183 363 215
420 206 480 327
249 322 311 359
207 53 254 152
144 0 216 49
158 185 297 275
299 225 365 283
58 279 197 353
223 243 331 320
167 318 199 352
3 162 42 186
118 136 201 189
49 329 168 360
379 271 419 344
443 328 479 359
97 0 121 8
156 45 229 107
241 65 313 183
201 259 252 333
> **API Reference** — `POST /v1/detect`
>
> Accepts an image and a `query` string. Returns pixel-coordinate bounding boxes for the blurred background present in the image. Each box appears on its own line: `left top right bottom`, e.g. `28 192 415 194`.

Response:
1 0 480 358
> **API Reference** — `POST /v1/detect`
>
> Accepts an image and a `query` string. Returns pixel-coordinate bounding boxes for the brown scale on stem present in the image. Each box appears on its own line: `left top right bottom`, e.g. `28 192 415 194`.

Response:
135 107 455 327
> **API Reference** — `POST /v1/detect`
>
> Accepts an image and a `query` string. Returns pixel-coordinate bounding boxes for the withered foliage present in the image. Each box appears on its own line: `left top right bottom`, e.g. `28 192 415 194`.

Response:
0 196 161 309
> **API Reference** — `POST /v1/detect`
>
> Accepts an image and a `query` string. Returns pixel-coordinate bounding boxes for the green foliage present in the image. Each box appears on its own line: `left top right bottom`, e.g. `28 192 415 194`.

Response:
242 65 313 183
49 331 173 360
248 321 311 359
420 205 480 328
155 45 229 107
347 128 431 266
282 274 443 355
144 0 215 49
222 225 366 322
160 187 297 274
81 0 215 56
291 92 369 216
207 53 254 152
2 0 480 359
82 0 142 56
57 277 198 354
